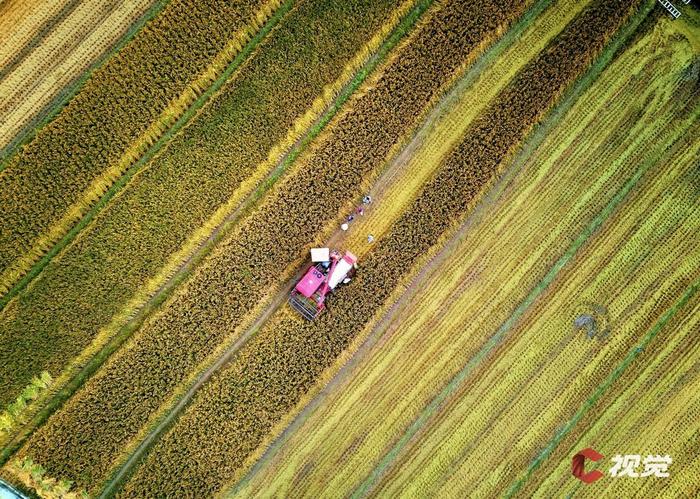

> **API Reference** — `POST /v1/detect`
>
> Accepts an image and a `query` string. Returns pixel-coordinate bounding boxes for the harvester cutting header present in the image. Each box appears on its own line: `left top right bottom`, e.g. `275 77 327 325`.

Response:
288 248 357 321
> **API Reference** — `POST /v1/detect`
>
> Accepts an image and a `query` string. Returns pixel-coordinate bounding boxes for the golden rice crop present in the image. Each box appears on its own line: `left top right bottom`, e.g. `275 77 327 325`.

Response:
0 0 270 286
0 0 403 408
118 0 644 495
20 0 531 493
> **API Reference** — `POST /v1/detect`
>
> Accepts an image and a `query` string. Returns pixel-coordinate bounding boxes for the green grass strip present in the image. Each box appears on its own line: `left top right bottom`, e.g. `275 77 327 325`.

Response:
505 280 699 497
350 5 656 496
0 0 293 312
0 0 173 165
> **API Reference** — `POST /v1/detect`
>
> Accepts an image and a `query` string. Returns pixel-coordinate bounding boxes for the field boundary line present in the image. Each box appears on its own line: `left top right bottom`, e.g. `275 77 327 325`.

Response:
505 280 700 497
0 0 287 305
0 0 171 164
94 2 440 495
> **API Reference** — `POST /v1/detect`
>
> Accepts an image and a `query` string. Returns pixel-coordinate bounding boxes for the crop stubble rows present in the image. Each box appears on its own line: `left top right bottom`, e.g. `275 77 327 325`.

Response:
234 16 696 494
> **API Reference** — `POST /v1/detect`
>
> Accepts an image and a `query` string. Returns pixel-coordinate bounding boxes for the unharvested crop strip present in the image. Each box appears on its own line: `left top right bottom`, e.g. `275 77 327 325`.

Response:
119 0 644 496
5 2 418 492
0 0 170 161
0 0 409 453
22 0 530 495
0 0 411 458
0 0 280 299
3 2 411 454
0 0 292 406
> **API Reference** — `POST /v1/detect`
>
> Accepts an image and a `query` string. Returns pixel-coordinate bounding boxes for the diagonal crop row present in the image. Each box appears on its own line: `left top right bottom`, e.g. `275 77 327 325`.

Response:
117 0 645 496
17 0 533 494
0 0 280 296
0 0 408 410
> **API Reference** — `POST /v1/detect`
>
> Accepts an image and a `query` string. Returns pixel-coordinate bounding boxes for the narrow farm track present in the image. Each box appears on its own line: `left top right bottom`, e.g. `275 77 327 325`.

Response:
233 5 698 496
0 0 282 302
0 0 415 466
117 1 646 495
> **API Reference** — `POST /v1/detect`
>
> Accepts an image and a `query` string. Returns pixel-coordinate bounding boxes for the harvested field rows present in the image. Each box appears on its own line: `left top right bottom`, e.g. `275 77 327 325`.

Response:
410 146 698 498
233 6 698 497
0 0 69 70
0 0 278 297
0 0 156 151
118 0 644 496
538 294 700 497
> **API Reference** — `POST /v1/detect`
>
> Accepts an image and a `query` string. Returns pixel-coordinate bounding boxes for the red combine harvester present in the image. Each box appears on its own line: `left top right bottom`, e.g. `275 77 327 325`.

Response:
289 248 357 320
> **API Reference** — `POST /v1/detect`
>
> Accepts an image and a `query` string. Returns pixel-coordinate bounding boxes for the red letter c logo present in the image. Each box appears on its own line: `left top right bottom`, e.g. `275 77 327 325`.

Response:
572 448 604 483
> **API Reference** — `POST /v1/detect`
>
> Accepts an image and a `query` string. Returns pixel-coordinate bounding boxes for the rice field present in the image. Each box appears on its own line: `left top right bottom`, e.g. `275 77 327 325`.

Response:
0 0 697 496
0 0 157 153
